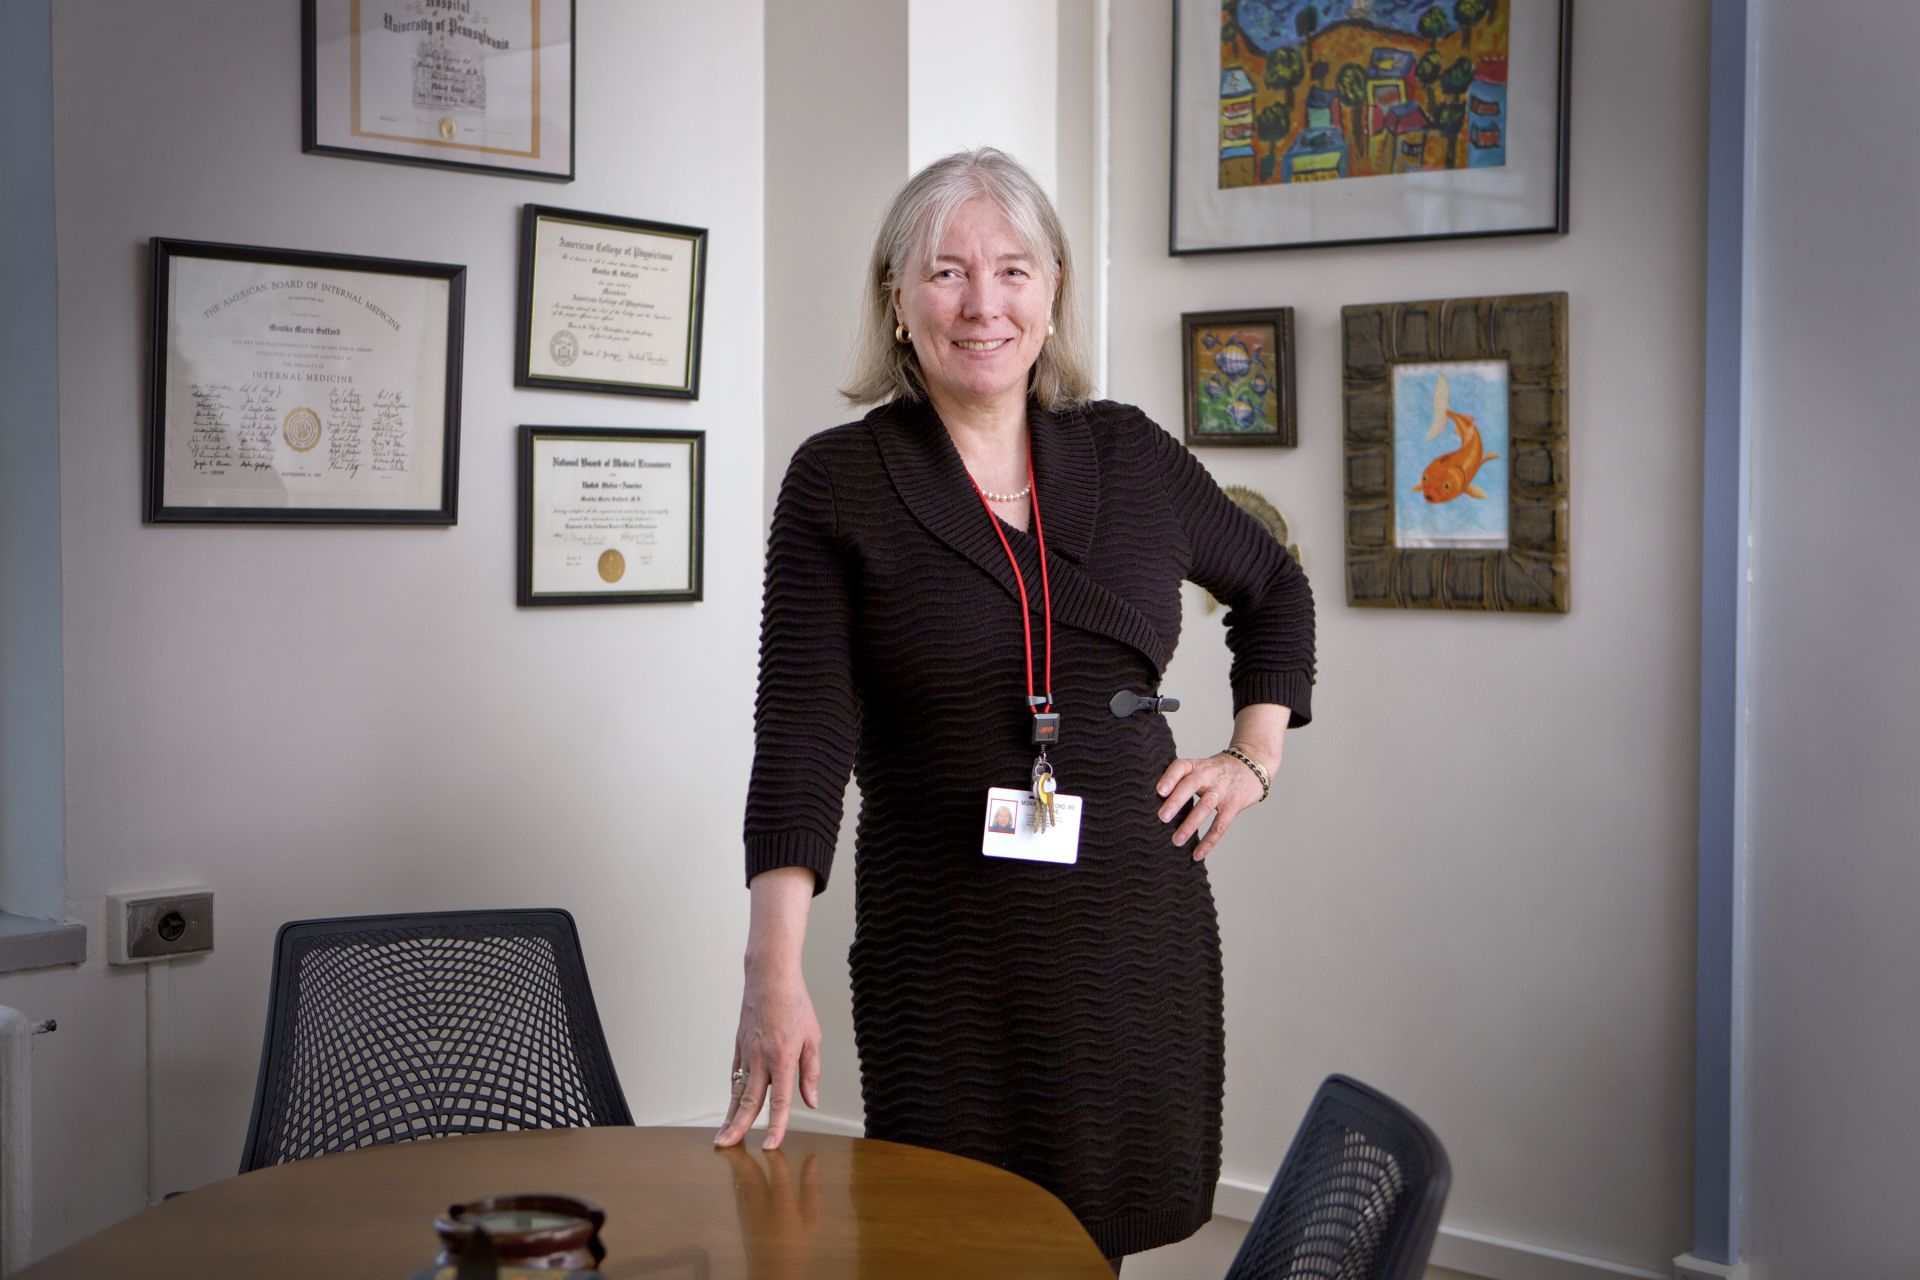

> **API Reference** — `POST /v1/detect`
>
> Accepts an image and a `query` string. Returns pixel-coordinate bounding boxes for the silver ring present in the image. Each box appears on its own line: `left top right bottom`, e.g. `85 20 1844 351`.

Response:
730 1068 747 1087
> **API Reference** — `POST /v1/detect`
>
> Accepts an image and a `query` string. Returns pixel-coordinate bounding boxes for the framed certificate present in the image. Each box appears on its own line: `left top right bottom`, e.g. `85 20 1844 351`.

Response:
303 0 576 181
146 238 466 524
516 206 708 399
518 426 705 605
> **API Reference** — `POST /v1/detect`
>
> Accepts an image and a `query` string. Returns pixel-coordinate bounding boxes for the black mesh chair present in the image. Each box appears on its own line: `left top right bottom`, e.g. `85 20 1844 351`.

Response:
239 909 633 1173
1223 1074 1451 1280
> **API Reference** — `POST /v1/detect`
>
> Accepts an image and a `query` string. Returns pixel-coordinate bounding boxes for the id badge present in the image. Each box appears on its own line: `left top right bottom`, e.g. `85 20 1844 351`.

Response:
980 786 1083 864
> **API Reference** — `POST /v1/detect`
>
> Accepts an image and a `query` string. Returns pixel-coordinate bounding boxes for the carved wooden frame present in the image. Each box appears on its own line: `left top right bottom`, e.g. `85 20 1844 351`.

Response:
1342 292 1569 612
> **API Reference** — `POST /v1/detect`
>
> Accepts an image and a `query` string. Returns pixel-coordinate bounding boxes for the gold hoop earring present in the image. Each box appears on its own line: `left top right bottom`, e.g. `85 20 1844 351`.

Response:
895 323 910 343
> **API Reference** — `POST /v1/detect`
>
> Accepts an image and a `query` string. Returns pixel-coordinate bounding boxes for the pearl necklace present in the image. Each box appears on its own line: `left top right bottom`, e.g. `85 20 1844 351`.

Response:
976 481 1032 504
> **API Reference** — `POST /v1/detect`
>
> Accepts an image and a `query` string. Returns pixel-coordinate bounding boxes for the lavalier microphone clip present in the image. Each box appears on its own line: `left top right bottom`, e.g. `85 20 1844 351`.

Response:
1109 690 1180 718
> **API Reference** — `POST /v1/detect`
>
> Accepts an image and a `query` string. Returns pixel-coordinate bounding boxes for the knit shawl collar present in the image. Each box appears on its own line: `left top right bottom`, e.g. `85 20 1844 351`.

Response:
867 397 1173 674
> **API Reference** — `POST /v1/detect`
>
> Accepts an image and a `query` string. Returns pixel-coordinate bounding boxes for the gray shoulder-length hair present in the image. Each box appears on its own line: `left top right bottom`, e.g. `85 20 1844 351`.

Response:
841 147 1094 411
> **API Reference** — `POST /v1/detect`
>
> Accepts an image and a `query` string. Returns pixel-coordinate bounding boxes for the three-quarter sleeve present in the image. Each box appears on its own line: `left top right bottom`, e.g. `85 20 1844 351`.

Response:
742 448 859 893
1152 425 1317 726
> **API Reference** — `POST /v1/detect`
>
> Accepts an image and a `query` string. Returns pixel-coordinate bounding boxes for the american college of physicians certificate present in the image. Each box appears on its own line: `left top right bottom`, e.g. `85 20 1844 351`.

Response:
148 241 465 523
518 207 708 399
520 428 704 605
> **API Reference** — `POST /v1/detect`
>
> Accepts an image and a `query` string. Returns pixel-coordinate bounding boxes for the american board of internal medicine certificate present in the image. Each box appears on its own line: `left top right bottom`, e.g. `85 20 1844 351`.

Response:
150 242 464 520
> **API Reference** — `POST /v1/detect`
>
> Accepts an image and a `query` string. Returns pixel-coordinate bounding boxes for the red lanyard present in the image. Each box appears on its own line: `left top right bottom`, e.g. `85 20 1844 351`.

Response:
972 450 1053 719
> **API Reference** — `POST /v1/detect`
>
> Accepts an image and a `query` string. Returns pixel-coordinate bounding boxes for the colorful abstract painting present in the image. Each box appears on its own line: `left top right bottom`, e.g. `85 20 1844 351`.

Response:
1182 309 1296 447
1219 0 1511 190
1193 324 1280 434
1393 360 1509 548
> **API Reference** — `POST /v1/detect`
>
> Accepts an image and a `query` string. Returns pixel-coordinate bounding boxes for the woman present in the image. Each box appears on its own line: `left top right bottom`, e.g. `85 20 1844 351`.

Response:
716 148 1314 1268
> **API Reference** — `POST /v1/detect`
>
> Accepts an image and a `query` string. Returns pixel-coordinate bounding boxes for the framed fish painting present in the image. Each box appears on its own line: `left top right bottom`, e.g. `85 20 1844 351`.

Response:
1342 292 1568 611
1182 308 1297 447
1170 0 1573 253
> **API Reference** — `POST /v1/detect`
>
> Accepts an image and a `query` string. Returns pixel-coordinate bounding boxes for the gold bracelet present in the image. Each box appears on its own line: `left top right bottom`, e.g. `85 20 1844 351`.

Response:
1221 746 1271 803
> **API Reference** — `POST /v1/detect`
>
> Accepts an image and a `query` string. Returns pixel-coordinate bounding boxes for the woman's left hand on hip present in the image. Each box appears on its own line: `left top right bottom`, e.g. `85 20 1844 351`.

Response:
1155 753 1265 860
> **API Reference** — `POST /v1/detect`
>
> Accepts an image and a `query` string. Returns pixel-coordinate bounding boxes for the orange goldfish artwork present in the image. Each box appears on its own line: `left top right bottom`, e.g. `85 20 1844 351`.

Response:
1393 361 1509 550
1412 375 1501 504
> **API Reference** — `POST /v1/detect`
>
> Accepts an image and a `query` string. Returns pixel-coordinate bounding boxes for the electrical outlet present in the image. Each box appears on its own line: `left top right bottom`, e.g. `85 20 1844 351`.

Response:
107 888 214 964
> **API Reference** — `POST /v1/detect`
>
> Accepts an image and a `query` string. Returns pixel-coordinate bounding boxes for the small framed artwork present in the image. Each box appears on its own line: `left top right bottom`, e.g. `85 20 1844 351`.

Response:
1171 0 1572 253
517 205 708 399
303 0 576 181
1342 292 1568 612
146 238 465 524
1182 308 1296 446
518 426 705 606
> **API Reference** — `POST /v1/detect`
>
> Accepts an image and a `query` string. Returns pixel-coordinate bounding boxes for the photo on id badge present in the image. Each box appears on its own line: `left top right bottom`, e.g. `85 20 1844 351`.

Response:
981 787 1082 864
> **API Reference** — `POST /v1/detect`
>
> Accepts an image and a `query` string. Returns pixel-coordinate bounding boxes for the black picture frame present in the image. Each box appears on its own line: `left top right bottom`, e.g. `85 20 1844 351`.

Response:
517 426 706 606
301 0 577 182
515 205 709 400
1170 0 1573 254
145 237 466 525
1181 307 1297 447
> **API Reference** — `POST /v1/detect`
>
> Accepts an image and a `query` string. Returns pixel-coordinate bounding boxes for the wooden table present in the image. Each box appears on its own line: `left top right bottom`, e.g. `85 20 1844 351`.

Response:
18 1126 1113 1278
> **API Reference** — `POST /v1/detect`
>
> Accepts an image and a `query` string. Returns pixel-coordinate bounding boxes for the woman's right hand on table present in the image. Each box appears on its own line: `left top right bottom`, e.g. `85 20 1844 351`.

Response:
716 866 822 1151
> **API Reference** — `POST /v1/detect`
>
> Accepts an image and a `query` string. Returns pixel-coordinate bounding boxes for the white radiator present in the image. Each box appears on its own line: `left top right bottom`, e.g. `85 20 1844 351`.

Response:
0 1007 32 1276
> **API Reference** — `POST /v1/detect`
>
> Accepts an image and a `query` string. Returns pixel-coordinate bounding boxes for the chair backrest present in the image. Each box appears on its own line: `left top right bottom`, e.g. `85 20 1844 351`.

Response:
239 908 632 1174
1223 1074 1451 1280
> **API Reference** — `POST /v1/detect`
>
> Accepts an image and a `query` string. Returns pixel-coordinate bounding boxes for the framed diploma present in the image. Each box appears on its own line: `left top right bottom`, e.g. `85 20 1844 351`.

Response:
303 0 576 181
518 426 705 605
516 205 708 399
145 238 466 524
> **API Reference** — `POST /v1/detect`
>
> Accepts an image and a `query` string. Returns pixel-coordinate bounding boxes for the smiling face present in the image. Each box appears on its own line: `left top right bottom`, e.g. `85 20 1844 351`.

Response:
893 197 1057 421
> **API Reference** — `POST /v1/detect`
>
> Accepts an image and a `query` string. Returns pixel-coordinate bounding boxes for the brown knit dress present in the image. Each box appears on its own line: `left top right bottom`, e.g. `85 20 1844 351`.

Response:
743 397 1315 1258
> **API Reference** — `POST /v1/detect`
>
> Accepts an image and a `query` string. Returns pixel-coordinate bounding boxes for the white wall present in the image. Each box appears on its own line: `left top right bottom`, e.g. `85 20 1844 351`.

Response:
908 0 1060 199
1743 3 1920 1275
1104 2 1706 1274
5 0 765 1260
763 0 909 509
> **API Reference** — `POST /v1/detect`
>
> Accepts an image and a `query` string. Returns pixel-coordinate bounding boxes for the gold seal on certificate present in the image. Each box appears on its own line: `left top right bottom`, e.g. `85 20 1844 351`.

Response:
282 407 324 452
518 427 706 606
437 117 458 141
